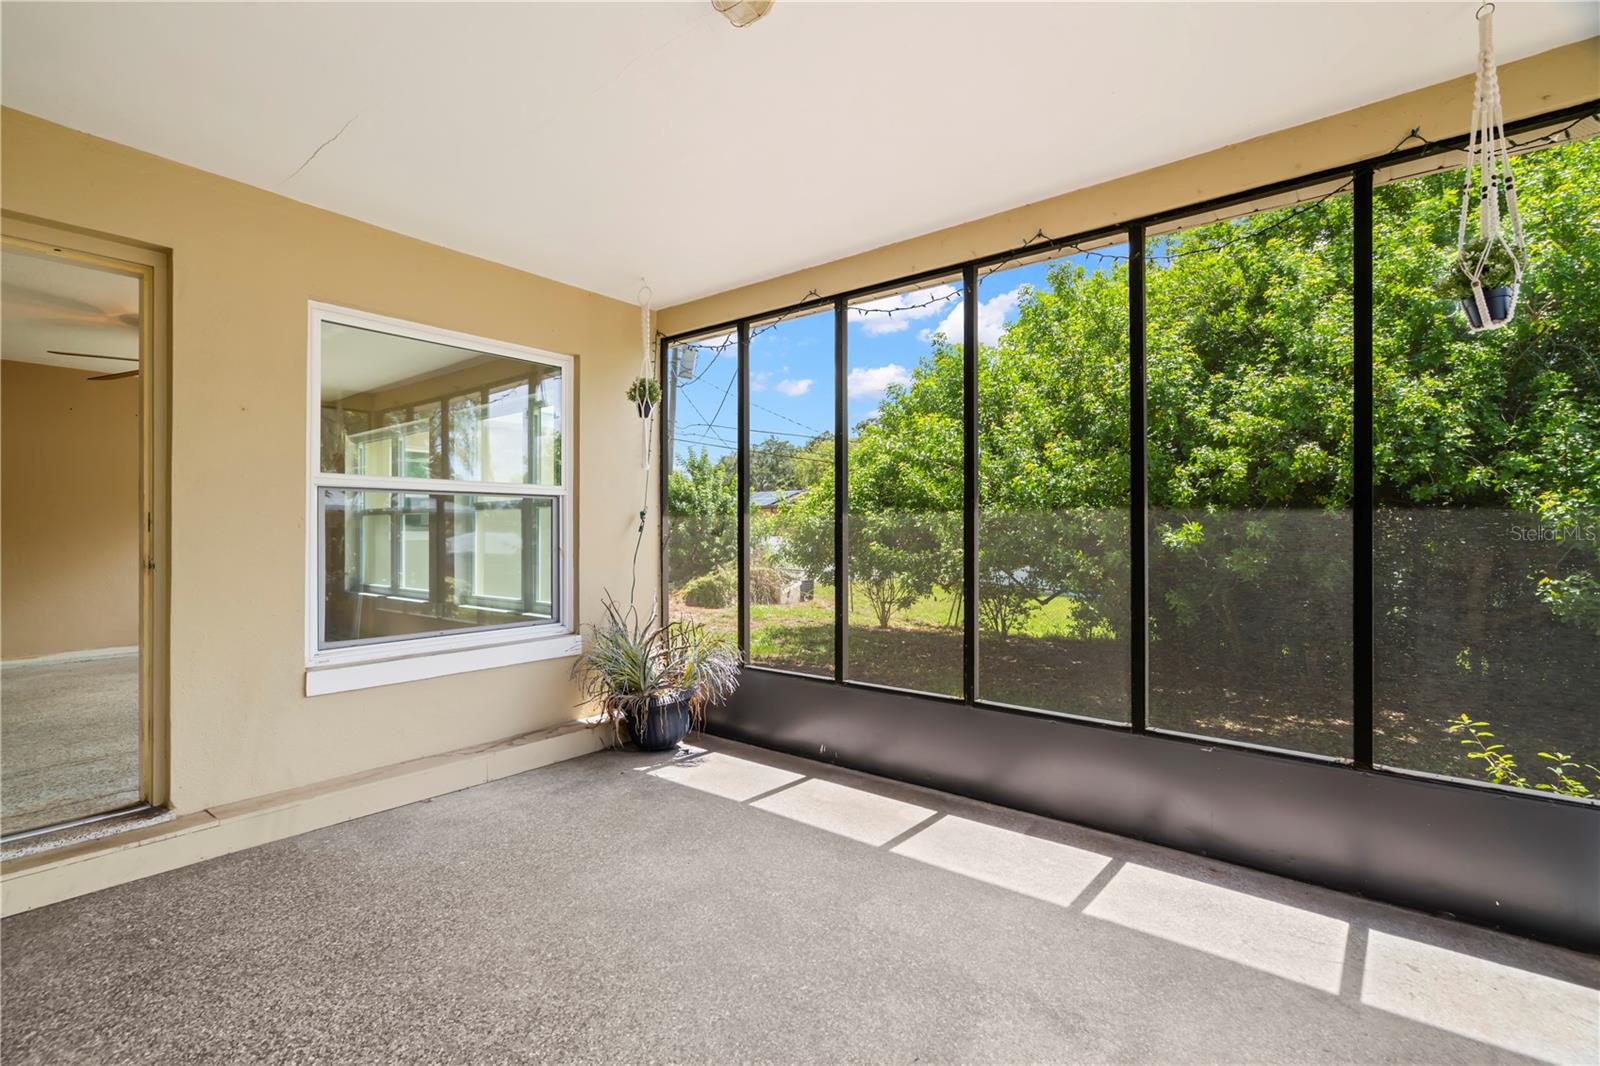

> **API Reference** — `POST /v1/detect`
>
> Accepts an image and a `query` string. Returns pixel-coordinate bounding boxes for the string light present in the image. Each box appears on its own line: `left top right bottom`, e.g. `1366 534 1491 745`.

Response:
664 110 1597 353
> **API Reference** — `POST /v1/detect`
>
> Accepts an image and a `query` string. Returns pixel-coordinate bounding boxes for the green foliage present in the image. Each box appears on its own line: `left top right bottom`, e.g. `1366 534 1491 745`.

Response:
1431 236 1521 299
747 556 791 606
680 569 735 609
626 376 662 408
666 449 736 585
667 136 1600 785
1444 714 1597 798
573 596 741 742
749 434 835 492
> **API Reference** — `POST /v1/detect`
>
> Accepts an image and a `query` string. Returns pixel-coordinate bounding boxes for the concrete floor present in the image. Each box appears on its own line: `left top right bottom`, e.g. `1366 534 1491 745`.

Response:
0 651 141 836
2 738 1596 1066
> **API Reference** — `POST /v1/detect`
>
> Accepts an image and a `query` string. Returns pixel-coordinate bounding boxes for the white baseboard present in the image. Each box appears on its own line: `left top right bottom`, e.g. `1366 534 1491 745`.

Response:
0 718 605 917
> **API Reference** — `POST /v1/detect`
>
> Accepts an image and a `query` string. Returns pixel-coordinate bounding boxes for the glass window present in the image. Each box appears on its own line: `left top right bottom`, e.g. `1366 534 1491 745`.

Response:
1145 182 1354 757
665 329 740 644
747 306 835 675
978 242 1132 721
322 490 556 645
1373 131 1600 797
314 311 566 651
844 279 964 695
319 320 561 486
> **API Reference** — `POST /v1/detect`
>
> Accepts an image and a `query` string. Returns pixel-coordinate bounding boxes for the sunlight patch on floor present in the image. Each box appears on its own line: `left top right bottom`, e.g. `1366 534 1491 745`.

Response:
1361 930 1600 1065
1083 863 1349 993
646 751 803 801
751 777 936 846
891 814 1112 908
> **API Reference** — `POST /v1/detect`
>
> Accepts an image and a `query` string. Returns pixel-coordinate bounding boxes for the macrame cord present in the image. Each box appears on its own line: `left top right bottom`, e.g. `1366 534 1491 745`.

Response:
1455 3 1527 332
629 285 656 608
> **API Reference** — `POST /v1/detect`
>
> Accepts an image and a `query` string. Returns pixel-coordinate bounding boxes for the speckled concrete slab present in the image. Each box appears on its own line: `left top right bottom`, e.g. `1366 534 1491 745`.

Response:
3 738 1596 1065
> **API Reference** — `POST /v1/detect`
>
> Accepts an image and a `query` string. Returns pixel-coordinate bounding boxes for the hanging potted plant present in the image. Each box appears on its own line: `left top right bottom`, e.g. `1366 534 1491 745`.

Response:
1440 3 1529 333
1434 237 1520 331
627 376 662 420
573 597 741 750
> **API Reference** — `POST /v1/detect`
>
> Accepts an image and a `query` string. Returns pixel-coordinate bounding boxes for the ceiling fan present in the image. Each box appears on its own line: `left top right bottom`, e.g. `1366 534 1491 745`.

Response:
47 349 139 381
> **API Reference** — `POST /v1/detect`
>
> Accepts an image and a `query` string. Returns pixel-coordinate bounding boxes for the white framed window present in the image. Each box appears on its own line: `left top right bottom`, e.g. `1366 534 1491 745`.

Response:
305 303 575 694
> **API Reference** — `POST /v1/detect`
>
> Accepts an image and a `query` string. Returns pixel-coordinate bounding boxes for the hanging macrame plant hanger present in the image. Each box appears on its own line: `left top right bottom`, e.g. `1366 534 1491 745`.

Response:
1454 2 1527 332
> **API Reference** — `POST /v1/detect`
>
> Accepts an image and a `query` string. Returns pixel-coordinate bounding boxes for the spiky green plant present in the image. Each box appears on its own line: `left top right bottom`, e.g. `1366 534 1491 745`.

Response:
573 595 741 744
626 376 662 415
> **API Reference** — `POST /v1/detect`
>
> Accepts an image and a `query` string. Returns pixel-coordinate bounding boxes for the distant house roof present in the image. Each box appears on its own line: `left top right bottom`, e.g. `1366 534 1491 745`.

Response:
751 489 803 509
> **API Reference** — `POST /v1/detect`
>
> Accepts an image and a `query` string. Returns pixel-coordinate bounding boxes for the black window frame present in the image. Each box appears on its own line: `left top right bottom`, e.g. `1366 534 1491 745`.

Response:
659 100 1600 804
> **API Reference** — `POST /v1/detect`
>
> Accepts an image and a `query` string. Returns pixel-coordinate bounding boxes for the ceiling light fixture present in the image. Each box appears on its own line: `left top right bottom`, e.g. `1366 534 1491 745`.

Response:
711 0 774 29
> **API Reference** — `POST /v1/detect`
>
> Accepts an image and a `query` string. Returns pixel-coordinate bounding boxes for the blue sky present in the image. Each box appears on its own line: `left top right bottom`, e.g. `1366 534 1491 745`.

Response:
670 245 1124 469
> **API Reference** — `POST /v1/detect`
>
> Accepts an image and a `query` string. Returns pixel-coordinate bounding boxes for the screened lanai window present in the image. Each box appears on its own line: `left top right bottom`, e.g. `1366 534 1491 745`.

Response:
747 306 836 675
1371 126 1600 796
313 308 567 651
1144 180 1355 758
664 329 740 644
845 279 965 696
977 240 1132 721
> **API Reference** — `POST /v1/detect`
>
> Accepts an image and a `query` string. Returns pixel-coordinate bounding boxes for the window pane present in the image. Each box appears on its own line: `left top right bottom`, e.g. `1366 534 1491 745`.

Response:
1373 132 1600 796
319 320 561 486
322 489 556 647
845 279 964 695
1145 184 1354 756
978 243 1131 721
665 330 739 643
748 307 835 675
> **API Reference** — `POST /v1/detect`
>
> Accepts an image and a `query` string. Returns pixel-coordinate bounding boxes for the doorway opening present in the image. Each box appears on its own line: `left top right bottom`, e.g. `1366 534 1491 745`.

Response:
1 219 168 843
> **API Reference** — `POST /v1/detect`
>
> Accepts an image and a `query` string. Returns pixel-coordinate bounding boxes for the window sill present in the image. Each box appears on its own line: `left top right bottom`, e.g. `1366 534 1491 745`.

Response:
305 630 582 696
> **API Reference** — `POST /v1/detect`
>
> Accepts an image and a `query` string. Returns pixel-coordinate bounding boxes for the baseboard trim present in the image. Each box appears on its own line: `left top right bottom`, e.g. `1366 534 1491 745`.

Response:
2 645 138 668
0 718 605 917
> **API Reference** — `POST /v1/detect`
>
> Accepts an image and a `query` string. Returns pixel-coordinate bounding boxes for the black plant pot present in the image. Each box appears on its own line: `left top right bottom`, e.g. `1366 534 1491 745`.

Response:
628 693 692 751
635 400 654 420
1461 286 1515 330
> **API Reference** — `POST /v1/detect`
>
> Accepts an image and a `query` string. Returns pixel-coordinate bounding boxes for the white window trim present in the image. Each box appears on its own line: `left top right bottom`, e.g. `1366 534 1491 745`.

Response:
305 302 576 694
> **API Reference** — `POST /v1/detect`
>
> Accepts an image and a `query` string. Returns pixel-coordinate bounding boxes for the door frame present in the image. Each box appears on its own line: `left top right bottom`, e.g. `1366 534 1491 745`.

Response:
2 215 171 816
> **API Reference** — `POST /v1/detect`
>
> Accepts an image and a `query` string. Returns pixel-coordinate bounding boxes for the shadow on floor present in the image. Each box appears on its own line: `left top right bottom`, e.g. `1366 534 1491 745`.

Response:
2 734 1596 1065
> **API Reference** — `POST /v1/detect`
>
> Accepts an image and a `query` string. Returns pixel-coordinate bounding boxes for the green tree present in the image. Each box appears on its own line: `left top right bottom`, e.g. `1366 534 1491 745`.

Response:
666 449 736 586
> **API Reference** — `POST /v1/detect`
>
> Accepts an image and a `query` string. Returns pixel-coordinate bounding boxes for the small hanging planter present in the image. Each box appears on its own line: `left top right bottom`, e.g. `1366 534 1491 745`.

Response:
1434 237 1519 331
1447 3 1528 334
627 375 661 420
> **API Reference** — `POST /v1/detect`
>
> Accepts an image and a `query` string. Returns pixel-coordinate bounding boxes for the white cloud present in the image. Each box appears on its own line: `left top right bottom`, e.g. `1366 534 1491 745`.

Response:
751 370 771 393
775 378 813 397
852 284 958 335
847 363 911 397
918 286 1025 347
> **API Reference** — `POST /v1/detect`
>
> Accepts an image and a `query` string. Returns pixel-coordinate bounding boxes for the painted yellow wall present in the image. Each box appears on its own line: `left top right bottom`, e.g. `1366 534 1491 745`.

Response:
0 109 655 813
1 360 140 660
658 39 1600 335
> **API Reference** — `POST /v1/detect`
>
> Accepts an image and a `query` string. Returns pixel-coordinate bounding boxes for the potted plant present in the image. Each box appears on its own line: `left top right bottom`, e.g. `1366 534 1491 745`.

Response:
627 376 662 419
573 597 741 750
1434 237 1520 330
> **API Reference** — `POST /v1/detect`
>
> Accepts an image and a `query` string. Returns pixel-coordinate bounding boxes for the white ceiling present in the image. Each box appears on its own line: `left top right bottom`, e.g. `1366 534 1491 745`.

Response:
1 247 139 373
2 2 1595 307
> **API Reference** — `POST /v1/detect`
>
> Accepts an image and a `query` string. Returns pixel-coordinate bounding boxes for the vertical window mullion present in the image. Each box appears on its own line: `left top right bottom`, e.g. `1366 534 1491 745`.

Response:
737 321 751 657
962 264 979 703
834 299 848 682
1353 167 1375 769
432 496 447 607
1129 222 1149 733
658 335 671 627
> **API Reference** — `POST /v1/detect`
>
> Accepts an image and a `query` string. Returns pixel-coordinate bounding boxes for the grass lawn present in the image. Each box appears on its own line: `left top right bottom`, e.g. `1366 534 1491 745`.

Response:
670 582 1586 780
